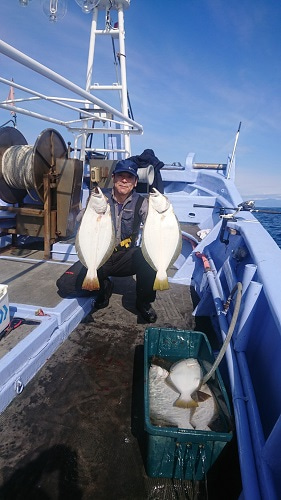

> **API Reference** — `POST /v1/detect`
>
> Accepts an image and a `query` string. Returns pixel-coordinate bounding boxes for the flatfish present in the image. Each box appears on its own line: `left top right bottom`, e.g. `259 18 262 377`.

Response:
166 358 210 409
75 187 115 290
141 188 182 290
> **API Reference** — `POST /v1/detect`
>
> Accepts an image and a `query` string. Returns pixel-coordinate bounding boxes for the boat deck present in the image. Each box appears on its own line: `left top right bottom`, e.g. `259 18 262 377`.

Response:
0 239 241 499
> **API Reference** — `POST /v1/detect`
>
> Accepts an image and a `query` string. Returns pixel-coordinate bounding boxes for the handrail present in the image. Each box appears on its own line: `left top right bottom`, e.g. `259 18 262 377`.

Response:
0 40 143 133
0 38 143 160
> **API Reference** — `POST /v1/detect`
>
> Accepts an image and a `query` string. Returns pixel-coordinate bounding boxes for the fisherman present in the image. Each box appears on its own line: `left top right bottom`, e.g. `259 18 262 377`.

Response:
56 158 157 323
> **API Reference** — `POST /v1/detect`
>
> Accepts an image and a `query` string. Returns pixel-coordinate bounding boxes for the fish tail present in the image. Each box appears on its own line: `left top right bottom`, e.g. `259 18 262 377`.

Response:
153 271 169 291
82 274 100 291
174 397 199 409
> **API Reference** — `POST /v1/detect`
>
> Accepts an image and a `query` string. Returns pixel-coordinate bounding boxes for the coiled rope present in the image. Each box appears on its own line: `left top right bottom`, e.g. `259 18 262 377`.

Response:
2 145 35 192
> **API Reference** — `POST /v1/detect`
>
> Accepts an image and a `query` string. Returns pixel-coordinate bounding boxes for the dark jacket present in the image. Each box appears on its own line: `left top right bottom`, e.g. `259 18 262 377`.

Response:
104 188 147 246
129 149 164 193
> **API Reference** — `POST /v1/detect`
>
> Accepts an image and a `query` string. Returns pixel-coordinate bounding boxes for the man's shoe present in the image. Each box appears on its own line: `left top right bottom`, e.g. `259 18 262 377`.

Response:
136 300 157 323
94 279 113 310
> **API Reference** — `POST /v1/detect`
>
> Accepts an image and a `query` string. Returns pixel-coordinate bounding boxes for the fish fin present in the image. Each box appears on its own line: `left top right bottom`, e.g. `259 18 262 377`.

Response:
168 227 182 268
196 390 212 402
153 275 169 291
97 223 115 269
174 397 199 409
141 242 157 271
75 236 87 269
82 275 100 291
165 376 181 395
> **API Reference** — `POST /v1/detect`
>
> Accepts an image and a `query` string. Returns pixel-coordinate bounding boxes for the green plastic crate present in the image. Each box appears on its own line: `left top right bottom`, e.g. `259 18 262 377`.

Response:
144 327 233 480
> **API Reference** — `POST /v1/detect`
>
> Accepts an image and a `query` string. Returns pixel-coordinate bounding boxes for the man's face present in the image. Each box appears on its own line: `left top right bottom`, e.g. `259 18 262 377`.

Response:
113 171 138 197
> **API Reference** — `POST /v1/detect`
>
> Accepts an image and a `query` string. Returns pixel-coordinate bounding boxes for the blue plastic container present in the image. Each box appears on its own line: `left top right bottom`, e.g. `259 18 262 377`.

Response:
144 327 233 480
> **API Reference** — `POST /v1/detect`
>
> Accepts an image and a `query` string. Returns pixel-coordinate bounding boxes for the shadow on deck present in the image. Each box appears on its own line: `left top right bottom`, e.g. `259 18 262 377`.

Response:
0 275 241 499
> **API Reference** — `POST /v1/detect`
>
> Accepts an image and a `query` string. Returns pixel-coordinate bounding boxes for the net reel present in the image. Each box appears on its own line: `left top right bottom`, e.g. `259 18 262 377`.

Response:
0 127 67 204
0 127 83 258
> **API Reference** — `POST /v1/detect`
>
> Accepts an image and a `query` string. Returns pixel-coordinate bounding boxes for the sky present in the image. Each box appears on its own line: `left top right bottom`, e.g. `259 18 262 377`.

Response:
1 0 281 200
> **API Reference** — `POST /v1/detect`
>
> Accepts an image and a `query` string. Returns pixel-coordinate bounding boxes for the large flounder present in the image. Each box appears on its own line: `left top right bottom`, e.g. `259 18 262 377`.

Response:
75 187 115 291
141 188 182 290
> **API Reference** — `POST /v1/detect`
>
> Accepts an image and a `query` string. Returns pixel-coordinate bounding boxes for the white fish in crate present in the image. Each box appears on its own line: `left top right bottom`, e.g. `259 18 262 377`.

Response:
166 358 210 409
149 363 219 431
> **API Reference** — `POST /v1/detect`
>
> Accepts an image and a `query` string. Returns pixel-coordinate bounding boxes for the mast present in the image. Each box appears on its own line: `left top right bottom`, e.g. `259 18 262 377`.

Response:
81 0 131 163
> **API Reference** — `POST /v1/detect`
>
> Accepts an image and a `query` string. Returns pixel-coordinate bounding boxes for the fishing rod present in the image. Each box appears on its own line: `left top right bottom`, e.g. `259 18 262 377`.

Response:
194 200 281 245
193 201 281 215
226 121 241 180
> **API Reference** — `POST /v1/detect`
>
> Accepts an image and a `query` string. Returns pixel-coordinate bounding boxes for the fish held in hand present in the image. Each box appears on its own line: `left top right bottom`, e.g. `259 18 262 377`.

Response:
141 188 182 291
166 358 210 409
75 187 115 291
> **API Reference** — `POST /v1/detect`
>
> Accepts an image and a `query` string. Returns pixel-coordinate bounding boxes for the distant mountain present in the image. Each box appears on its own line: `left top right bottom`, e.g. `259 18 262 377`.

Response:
243 197 281 208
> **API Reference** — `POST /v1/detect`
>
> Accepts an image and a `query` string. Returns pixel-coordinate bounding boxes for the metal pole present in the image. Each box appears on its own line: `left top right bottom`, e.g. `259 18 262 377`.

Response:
43 174 51 260
86 8 98 93
80 7 99 163
117 4 131 157
0 39 143 132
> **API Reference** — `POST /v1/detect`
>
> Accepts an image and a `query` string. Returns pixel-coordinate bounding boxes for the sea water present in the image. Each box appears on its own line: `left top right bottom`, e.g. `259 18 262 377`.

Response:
254 208 281 248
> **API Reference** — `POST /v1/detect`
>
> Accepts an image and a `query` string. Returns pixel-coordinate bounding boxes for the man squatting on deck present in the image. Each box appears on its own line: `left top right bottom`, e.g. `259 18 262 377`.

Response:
56 159 157 323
